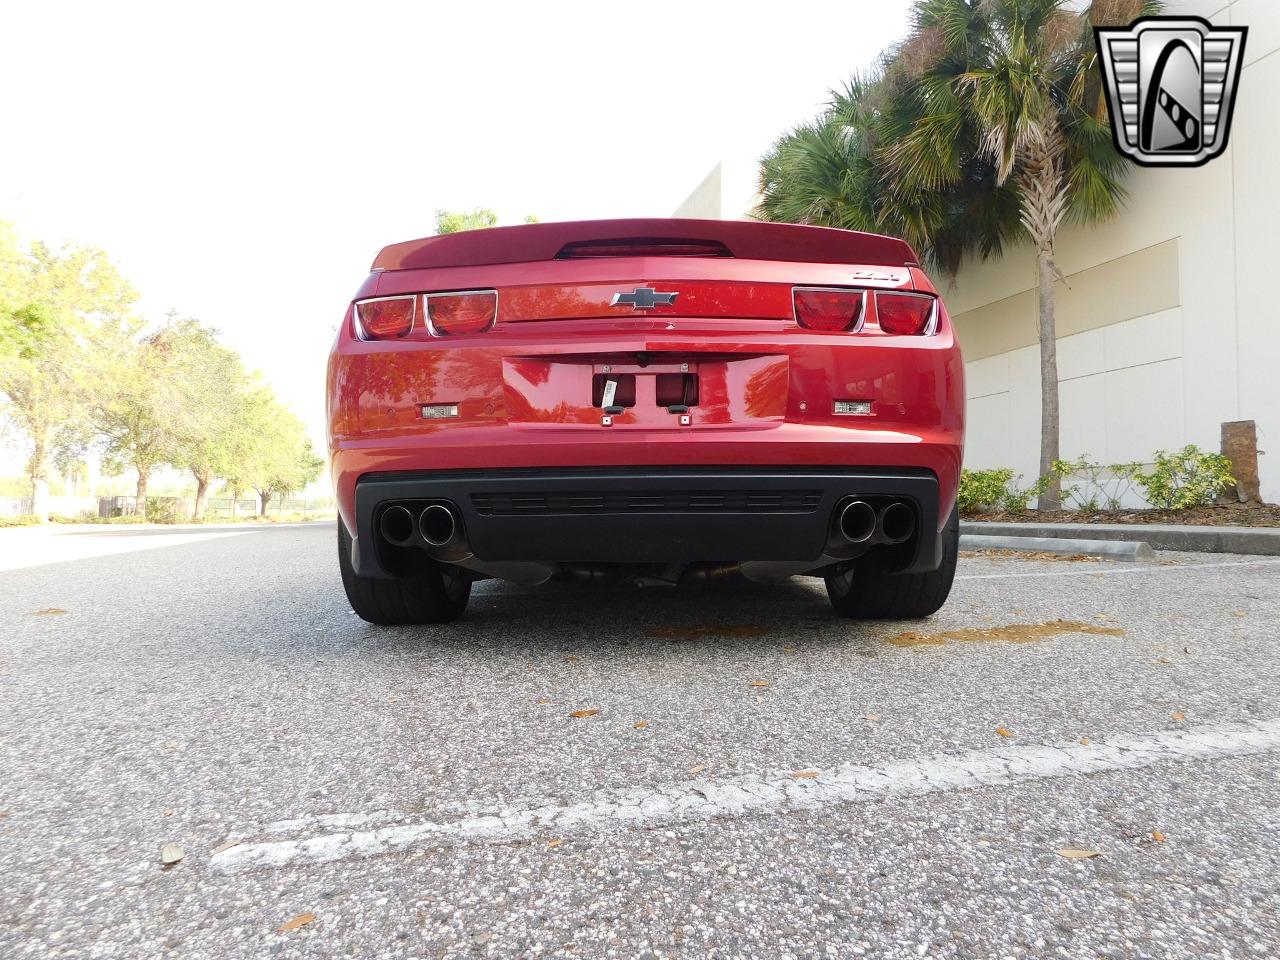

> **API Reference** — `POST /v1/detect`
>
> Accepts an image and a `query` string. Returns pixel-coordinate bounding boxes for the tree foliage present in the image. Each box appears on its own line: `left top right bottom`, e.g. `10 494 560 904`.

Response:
0 224 323 518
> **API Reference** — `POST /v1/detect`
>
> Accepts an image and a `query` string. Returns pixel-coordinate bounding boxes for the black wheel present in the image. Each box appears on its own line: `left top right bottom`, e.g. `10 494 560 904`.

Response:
825 505 959 620
337 520 471 625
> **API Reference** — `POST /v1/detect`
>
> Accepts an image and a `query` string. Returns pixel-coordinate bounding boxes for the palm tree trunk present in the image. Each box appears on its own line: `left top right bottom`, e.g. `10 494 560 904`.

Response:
1019 138 1068 511
1036 250 1062 510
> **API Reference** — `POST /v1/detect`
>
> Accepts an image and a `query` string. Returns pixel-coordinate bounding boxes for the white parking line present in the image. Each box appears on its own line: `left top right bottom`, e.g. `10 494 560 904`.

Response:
957 557 1280 581
211 719 1280 874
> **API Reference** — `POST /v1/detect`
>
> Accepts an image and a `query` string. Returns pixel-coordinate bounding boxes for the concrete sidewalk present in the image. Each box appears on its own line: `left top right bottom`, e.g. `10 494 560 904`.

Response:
962 520 1280 556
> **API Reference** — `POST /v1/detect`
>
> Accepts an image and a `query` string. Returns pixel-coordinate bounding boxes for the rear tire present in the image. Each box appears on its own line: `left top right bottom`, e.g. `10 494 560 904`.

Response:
337 520 471 625
825 505 959 620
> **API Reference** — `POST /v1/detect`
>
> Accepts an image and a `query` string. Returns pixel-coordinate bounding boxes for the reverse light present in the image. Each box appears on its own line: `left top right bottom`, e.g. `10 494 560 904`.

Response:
793 287 866 332
354 296 415 339
426 290 498 336
876 291 937 335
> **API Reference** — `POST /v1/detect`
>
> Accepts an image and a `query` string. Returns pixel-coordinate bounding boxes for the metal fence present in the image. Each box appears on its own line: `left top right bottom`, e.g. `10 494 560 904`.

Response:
0 496 35 517
98 495 333 520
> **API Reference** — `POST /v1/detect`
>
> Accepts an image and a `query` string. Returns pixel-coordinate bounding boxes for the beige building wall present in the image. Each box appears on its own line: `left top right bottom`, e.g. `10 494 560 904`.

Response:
948 0 1279 502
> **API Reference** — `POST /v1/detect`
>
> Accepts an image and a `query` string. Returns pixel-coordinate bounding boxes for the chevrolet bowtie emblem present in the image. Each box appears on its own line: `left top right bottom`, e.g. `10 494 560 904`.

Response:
610 287 678 310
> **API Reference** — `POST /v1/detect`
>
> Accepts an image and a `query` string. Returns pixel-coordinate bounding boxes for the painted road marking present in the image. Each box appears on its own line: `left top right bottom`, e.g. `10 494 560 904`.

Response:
212 719 1280 873
957 557 1280 581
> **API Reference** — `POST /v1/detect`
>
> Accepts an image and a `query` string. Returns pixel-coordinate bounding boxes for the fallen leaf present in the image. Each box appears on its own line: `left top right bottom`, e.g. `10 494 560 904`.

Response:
1231 611 1246 618
1057 849 1101 860
632 720 649 730
792 770 819 780
750 680 770 688
569 708 600 719
1151 830 1166 843
278 913 316 933
546 838 563 847
1079 737 1091 745
1171 711 1186 721
564 655 579 663
863 713 880 722
782 645 797 654
211 839 241 855
160 843 184 866
1154 657 1171 665
536 697 551 705
995 727 1014 738
31 608 67 616
889 620 1124 648
0 810 8 820
163 809 174 817
688 764 706 775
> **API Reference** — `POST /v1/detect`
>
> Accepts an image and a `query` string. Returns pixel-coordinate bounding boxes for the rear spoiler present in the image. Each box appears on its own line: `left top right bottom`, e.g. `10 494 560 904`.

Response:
371 218 920 271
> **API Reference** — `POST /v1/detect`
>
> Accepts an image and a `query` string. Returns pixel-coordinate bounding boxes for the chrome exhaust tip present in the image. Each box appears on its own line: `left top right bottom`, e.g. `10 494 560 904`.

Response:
837 500 877 544
879 502 916 545
419 503 458 547
378 505 417 547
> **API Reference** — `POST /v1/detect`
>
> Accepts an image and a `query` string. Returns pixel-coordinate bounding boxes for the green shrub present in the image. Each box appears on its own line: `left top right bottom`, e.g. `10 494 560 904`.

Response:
144 498 183 525
50 514 148 524
0 514 42 527
1135 445 1235 510
958 469 1048 514
1052 456 1142 511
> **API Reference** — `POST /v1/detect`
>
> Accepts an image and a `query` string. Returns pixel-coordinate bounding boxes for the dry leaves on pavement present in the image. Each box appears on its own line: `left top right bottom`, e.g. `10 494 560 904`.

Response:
278 913 317 933
1056 849 1101 859
160 843 184 866
750 680 770 688
31 608 67 616
1152 830 1166 843
792 770 819 780
632 720 649 730
1171 711 1186 721
995 727 1014 738
568 708 599 719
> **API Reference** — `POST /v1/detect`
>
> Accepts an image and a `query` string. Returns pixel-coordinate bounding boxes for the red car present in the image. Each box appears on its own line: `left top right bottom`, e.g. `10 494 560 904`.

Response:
327 219 964 625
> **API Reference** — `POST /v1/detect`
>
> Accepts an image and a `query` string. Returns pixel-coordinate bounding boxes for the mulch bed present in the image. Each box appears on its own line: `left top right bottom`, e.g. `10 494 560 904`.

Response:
965 502 1280 528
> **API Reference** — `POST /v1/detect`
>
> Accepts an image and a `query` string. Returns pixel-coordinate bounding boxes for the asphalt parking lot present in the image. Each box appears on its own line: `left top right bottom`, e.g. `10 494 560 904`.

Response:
2 522 1279 959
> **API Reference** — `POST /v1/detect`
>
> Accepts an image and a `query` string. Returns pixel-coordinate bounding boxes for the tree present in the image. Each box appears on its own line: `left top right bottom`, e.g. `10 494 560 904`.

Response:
757 0 1158 509
0 225 139 519
434 208 499 235
162 320 251 517
228 390 323 516
434 209 540 234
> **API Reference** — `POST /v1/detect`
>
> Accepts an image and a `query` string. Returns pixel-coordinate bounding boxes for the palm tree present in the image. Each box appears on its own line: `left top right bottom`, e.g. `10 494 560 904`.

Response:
759 0 1159 509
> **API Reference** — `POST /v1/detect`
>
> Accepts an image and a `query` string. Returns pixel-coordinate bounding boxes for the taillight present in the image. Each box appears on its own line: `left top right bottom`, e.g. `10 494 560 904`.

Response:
792 287 866 332
875 292 937 335
426 290 498 336
354 296 416 340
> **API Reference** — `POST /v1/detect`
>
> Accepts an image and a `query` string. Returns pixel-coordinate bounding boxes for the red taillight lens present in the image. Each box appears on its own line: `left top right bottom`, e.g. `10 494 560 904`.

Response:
793 287 865 332
426 290 498 336
354 296 415 339
876 292 936 335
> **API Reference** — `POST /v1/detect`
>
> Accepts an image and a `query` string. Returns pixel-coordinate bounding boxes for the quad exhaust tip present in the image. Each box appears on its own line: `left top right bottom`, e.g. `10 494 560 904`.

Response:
378 505 417 547
879 501 916 545
419 503 458 547
837 500 877 544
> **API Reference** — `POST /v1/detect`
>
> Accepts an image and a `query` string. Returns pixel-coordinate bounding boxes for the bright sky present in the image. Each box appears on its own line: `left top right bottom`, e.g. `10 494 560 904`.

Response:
0 0 913 486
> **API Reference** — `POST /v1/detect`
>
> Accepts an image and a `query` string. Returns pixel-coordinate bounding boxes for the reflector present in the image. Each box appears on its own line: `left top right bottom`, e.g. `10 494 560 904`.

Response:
354 297 415 339
876 292 936 335
427 291 498 336
793 287 865 332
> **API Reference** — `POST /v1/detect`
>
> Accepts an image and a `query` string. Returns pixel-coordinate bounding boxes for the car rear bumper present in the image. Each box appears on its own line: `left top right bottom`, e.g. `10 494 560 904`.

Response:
348 467 942 578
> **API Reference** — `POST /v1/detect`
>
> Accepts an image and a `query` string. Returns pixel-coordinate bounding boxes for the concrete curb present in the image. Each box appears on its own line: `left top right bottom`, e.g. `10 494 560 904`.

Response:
962 521 1280 556
961 534 1155 562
